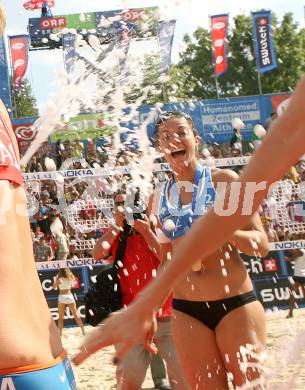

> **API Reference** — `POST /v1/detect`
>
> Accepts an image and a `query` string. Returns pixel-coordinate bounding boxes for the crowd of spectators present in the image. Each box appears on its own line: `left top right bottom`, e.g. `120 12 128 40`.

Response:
21 135 305 263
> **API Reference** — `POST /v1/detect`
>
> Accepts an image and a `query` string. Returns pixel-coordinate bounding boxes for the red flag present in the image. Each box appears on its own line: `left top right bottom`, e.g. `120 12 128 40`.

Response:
23 0 55 11
8 35 29 89
210 14 229 76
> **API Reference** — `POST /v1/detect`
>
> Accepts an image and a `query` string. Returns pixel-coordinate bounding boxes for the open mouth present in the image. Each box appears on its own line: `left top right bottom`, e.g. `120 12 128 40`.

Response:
171 149 186 158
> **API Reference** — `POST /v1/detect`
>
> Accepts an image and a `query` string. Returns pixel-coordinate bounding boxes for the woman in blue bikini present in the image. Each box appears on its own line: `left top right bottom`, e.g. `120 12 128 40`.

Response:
74 64 305 390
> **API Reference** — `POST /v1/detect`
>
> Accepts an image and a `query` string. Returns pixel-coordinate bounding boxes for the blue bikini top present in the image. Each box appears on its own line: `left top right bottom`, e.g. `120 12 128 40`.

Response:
158 164 216 240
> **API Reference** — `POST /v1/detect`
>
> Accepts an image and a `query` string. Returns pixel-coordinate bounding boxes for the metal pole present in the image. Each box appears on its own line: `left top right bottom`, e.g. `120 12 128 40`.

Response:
257 71 263 95
7 36 18 117
215 75 220 99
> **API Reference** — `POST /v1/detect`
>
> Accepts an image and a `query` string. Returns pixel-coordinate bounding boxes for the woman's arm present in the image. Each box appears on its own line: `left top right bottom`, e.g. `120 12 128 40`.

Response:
73 76 305 366
53 276 59 289
213 168 269 257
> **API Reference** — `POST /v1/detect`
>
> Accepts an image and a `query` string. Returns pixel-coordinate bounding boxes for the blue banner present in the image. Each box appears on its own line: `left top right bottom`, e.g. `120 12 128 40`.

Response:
63 33 77 74
200 96 261 142
158 20 176 74
252 10 277 73
0 38 12 114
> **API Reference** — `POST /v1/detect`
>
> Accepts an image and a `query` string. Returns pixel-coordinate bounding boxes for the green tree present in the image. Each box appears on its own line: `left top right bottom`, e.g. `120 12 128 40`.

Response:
166 12 305 99
11 78 39 118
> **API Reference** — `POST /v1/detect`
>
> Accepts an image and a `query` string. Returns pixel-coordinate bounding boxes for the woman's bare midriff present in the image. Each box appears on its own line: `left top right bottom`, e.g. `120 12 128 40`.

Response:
172 237 253 301
0 184 62 370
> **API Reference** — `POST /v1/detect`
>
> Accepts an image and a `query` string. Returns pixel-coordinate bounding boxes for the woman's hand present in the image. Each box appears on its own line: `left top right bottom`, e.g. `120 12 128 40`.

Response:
72 302 156 366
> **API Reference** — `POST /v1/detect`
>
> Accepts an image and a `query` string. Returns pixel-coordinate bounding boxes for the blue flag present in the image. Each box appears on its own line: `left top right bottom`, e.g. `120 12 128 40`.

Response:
0 38 12 114
252 10 277 73
158 20 176 74
63 33 77 74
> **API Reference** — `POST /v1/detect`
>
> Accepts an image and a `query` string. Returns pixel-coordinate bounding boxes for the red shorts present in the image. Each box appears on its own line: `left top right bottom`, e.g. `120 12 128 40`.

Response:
0 101 23 185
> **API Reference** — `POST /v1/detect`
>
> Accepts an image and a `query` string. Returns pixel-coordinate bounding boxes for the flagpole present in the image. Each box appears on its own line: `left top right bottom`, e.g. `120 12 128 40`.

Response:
214 75 220 99
7 37 18 118
257 72 263 95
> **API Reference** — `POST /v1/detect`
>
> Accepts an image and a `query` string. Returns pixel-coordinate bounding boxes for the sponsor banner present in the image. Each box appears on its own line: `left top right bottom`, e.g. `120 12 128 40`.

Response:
12 122 36 150
252 10 277 73
158 20 176 74
49 113 116 142
38 268 83 297
200 97 261 141
36 258 104 271
270 94 291 116
0 38 13 113
8 35 29 90
242 251 283 279
28 7 159 50
210 14 229 76
23 0 55 10
40 17 66 30
22 157 252 182
269 240 305 251
254 277 305 309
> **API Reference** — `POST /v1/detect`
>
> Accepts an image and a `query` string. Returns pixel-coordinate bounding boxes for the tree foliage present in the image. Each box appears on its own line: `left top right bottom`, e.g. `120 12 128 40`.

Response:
139 12 305 102
11 78 39 118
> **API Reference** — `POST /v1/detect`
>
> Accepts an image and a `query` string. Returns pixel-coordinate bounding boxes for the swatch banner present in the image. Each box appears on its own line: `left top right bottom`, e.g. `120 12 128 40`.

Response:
158 20 176 74
23 0 55 10
63 33 77 74
9 35 29 90
210 14 229 76
252 10 277 73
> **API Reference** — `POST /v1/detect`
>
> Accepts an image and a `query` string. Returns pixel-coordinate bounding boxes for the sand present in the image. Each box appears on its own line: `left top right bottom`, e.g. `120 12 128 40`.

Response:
62 309 305 389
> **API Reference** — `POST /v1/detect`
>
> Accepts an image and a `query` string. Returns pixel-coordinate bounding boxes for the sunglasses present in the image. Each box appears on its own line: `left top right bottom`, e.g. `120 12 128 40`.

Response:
155 111 194 127
114 201 125 207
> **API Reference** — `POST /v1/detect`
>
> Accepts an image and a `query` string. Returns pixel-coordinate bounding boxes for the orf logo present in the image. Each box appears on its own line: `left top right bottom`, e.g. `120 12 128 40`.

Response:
40 17 67 30
15 125 36 141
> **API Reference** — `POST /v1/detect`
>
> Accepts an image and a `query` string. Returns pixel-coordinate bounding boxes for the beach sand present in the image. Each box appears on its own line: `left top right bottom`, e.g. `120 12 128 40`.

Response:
63 308 305 389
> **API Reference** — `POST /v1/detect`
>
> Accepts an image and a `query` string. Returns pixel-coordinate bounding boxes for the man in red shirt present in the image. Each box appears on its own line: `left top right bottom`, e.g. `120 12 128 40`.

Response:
93 191 188 390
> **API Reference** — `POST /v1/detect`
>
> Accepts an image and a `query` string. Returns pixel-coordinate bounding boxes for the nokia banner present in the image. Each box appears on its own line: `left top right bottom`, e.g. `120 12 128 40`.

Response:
8 35 29 90
210 14 229 76
252 10 277 73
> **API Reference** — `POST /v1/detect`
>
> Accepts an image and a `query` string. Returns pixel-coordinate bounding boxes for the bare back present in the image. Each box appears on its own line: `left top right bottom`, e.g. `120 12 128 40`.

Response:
0 97 62 369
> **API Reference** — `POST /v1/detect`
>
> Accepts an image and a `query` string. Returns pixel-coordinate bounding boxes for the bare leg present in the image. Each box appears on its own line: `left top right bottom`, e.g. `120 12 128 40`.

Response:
57 302 66 336
216 301 267 389
172 310 228 389
68 303 85 335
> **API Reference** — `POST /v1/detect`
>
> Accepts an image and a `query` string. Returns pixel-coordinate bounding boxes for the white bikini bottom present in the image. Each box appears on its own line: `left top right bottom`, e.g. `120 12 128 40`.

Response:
58 294 75 305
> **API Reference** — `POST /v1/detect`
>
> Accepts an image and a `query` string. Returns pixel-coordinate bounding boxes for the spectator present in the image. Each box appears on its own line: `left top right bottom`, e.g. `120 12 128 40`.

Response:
286 249 305 318
230 128 243 153
35 236 53 262
53 268 85 335
92 191 188 390
55 229 70 261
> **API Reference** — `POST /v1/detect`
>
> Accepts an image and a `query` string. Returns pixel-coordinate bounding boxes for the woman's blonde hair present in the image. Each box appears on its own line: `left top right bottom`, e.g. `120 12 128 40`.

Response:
0 3 6 36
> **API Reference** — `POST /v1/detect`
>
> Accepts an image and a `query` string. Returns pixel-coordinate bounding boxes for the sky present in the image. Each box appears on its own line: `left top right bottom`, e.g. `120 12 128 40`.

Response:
2 0 305 113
